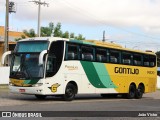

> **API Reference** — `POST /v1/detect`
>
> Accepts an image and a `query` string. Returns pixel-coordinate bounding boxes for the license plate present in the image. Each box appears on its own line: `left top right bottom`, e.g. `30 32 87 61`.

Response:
19 89 25 92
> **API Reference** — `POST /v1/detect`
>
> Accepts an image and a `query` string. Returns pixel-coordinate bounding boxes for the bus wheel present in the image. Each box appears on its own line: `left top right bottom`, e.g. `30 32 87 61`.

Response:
135 85 144 99
35 95 47 100
63 83 76 101
127 84 136 99
101 94 117 98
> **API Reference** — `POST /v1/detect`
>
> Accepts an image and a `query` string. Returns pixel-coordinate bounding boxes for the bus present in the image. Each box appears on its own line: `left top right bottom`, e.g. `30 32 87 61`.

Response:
2 37 157 101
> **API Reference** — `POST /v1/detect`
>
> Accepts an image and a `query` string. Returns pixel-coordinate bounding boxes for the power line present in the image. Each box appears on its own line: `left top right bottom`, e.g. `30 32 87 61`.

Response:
56 0 160 41
30 0 49 37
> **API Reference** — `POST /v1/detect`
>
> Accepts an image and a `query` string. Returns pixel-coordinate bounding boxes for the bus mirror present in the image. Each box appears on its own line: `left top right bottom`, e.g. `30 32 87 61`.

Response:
1 51 11 66
39 50 48 65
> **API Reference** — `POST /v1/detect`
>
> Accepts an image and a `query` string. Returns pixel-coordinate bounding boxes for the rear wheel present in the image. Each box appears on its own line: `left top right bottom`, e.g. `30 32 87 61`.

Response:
135 85 144 99
35 95 47 100
63 83 76 101
127 84 136 99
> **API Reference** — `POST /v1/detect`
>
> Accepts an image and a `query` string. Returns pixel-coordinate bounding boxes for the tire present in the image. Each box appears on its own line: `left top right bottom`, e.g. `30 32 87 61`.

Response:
135 85 144 99
101 94 117 98
35 95 47 100
101 94 108 98
127 84 136 99
63 83 76 101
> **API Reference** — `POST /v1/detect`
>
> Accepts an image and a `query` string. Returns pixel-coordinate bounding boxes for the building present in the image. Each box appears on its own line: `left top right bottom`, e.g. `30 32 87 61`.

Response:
0 26 27 64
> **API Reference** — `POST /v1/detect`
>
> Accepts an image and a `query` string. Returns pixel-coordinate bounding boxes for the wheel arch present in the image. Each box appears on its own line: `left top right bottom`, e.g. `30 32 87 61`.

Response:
129 82 136 89
66 81 78 94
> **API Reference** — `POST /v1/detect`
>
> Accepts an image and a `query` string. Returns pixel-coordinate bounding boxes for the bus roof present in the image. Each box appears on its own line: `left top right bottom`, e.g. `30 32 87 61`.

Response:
18 37 69 42
18 37 155 55
69 39 156 55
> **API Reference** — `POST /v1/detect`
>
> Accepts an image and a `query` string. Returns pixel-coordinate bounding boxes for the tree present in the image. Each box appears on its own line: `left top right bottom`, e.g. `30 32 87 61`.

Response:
22 22 85 40
156 51 160 67
54 22 62 37
70 33 75 38
15 35 26 41
23 29 36 37
41 22 54 37
75 34 85 40
41 27 52 37
62 31 69 38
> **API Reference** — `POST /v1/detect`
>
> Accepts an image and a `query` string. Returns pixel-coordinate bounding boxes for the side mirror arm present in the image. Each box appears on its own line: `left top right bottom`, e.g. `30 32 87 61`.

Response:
39 50 48 65
1 51 11 65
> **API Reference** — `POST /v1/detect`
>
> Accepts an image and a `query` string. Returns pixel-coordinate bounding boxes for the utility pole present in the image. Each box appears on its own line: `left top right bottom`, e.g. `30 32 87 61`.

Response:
4 0 16 53
4 0 9 53
30 0 49 37
102 30 105 42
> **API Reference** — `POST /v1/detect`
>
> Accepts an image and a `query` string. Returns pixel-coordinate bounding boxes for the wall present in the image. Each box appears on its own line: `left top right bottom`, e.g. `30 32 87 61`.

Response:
0 67 10 84
157 76 160 89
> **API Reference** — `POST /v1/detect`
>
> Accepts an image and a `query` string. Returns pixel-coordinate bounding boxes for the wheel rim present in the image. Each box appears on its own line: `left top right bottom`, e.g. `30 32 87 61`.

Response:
137 86 144 97
66 88 74 98
130 86 135 97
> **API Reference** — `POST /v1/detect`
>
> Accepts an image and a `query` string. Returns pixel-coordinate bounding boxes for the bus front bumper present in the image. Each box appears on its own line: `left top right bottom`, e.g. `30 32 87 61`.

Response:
9 85 45 95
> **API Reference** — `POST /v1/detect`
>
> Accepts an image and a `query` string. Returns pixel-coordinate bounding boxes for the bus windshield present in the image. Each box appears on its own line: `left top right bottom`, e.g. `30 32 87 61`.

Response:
10 53 44 79
10 41 49 79
15 41 49 53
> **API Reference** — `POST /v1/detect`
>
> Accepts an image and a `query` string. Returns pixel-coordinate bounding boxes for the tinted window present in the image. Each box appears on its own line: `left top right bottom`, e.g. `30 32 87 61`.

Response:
150 55 156 67
109 50 120 63
15 41 49 52
143 55 150 67
122 52 132 65
133 54 142 66
65 44 79 60
46 41 64 77
96 48 107 62
81 46 94 61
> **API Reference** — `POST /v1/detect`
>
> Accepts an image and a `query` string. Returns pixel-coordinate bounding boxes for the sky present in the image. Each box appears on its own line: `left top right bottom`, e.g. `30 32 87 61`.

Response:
1 0 160 52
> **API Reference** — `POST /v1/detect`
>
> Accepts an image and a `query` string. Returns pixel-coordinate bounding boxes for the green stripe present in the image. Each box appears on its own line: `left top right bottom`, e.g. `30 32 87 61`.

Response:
70 40 94 45
93 63 117 88
81 61 105 88
81 61 117 88
24 79 39 84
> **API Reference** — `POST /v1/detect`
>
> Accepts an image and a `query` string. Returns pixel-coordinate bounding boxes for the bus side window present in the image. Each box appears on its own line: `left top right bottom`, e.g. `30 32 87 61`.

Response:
81 46 94 61
133 54 142 66
143 55 149 67
96 48 107 63
66 44 79 60
109 50 120 64
150 55 156 67
122 52 132 65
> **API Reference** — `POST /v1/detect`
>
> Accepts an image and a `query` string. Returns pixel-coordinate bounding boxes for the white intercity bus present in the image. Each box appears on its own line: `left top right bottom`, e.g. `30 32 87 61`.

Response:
2 37 157 101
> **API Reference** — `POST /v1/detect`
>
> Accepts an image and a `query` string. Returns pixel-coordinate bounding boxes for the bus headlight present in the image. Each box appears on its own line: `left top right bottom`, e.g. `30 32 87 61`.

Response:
32 83 43 87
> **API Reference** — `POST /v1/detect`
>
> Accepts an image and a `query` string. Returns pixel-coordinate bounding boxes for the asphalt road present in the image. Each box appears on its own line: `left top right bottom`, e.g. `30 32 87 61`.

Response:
0 88 160 120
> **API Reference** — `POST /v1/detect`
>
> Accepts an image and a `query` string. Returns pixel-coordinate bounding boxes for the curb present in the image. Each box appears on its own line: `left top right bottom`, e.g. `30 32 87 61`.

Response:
0 84 9 89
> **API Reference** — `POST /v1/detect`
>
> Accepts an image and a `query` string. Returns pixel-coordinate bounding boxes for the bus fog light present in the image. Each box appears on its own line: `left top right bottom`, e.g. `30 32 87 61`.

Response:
32 83 43 87
36 89 43 92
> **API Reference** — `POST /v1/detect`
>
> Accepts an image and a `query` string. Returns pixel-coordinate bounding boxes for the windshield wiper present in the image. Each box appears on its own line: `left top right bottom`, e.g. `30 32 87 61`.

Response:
13 61 33 79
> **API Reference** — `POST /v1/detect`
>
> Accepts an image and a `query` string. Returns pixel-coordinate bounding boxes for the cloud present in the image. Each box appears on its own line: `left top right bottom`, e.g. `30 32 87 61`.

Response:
1 0 160 34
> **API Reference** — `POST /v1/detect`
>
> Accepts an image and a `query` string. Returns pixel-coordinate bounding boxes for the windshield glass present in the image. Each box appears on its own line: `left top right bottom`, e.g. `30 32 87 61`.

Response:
10 53 44 79
15 41 49 53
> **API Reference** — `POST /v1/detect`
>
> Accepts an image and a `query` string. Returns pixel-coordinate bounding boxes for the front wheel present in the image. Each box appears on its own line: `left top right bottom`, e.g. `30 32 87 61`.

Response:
35 95 47 100
101 94 117 98
63 84 76 101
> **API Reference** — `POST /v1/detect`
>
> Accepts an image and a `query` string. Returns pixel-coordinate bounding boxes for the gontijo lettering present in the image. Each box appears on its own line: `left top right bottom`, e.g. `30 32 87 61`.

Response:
114 67 139 74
